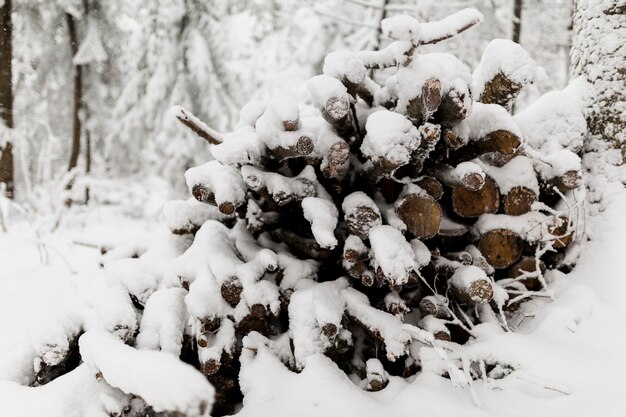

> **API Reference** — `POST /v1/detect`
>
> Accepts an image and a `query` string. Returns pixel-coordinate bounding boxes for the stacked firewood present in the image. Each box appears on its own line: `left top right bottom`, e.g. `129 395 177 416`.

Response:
160 11 582 413
24 9 585 417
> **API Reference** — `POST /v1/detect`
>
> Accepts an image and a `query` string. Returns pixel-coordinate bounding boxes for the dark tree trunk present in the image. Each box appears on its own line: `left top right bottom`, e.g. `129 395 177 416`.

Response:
0 0 14 199
85 130 91 203
374 0 390 51
66 12 82 174
512 0 523 44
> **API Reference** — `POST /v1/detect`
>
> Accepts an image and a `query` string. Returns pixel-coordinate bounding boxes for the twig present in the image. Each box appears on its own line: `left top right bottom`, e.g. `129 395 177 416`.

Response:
172 106 223 145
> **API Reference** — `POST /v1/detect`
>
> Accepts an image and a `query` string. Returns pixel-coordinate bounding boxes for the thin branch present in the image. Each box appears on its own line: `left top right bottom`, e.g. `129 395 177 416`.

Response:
419 8 483 45
343 0 383 9
172 105 223 145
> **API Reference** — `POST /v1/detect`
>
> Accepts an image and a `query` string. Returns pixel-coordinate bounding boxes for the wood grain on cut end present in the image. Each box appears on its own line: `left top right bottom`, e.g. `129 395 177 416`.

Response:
395 193 442 239
503 186 537 216
452 176 500 218
478 228 523 269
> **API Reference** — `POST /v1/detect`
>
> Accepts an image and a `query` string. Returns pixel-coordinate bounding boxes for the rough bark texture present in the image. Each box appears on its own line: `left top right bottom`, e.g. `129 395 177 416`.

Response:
0 0 14 198
512 0 523 44
66 12 82 174
571 0 626 159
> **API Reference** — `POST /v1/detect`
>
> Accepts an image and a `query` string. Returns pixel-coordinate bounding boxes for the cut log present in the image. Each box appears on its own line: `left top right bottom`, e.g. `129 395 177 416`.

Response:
443 129 465 149
185 161 246 215
433 162 485 191
451 175 500 218
449 265 494 304
394 191 442 239
342 192 383 240
503 186 537 216
221 278 243 307
416 176 443 200
509 256 546 291
479 72 523 111
419 316 451 341
548 217 574 249
433 82 471 127
322 140 351 181
418 295 449 319
478 229 523 269
241 165 317 206
404 78 443 124
475 129 522 155
269 134 315 161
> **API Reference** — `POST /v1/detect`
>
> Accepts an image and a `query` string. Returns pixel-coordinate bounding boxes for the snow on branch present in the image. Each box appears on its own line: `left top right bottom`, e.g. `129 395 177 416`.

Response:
80 330 214 417
417 8 484 45
172 105 224 145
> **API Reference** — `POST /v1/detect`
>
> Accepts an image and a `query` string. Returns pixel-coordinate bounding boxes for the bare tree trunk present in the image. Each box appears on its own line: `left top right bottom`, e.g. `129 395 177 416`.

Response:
0 0 14 199
571 0 626 160
374 0 389 51
66 12 82 174
85 130 91 203
512 0 523 44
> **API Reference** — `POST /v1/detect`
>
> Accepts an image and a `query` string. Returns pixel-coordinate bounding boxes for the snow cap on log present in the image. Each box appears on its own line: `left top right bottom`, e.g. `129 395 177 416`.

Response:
80 330 214 417
185 161 246 215
368 225 416 286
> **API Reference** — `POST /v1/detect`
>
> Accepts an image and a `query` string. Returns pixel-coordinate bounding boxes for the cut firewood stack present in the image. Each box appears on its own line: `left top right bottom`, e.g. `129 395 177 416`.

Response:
34 8 585 417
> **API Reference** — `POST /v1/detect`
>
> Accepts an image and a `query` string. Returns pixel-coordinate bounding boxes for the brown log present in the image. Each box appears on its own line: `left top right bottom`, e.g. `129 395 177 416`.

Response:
509 256 546 291
548 170 583 193
548 217 574 249
394 192 442 239
503 186 537 216
418 295 449 319
475 130 522 155
236 304 269 335
272 229 333 260
343 193 382 240
434 84 470 127
416 177 444 200
443 129 465 150
322 140 351 181
479 72 524 110
404 78 442 124
393 123 440 181
419 316 451 341
433 163 485 191
478 229 523 269
269 135 315 161
191 184 236 215
322 96 355 138
342 236 369 279
465 244 495 277
449 265 494 304
366 359 389 392
445 251 473 265
242 166 317 206
451 176 500 218
221 278 243 307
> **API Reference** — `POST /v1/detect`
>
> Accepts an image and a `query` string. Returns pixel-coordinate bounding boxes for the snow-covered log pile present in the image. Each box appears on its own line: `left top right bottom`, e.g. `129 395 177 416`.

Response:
22 8 587 417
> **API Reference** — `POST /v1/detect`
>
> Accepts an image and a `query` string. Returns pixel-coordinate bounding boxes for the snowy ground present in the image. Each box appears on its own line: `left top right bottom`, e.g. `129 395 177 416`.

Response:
0 177 625 417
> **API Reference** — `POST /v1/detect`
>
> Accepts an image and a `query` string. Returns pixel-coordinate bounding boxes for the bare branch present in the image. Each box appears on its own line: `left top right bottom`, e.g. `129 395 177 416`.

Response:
172 105 223 145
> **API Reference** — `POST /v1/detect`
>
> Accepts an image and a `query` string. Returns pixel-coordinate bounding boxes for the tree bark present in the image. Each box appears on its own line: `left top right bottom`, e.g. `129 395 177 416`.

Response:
512 0 523 44
571 0 626 160
66 13 82 174
0 0 14 199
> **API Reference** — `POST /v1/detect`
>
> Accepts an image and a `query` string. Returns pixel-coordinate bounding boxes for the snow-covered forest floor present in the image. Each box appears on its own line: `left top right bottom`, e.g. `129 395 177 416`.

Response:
1 173 625 416
0 1 625 416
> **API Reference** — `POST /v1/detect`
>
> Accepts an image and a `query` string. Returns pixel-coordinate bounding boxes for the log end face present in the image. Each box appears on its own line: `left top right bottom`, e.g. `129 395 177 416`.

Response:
478 229 523 269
